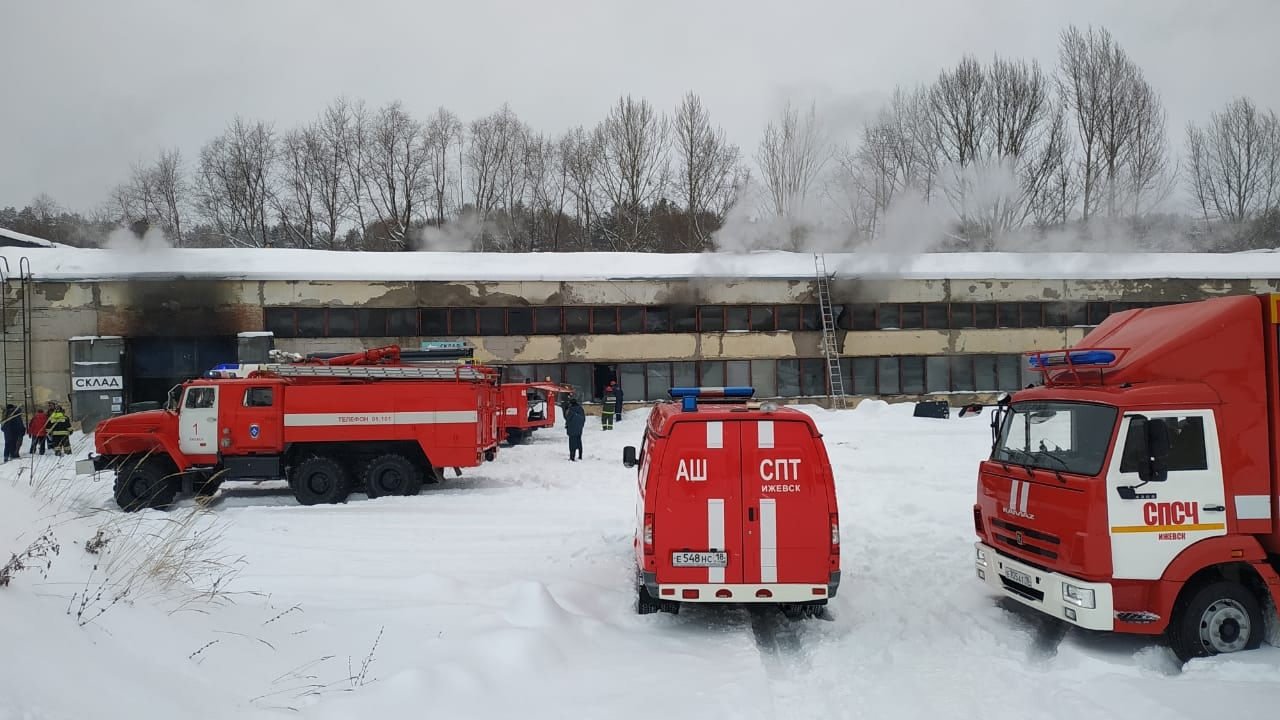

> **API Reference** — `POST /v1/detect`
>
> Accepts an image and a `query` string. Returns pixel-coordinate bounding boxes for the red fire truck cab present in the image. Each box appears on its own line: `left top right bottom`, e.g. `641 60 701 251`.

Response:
973 294 1280 660
624 387 841 617
500 381 575 445
82 346 502 511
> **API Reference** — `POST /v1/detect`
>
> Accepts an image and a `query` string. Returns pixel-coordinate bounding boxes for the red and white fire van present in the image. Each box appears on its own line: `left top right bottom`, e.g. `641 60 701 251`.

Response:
623 387 841 617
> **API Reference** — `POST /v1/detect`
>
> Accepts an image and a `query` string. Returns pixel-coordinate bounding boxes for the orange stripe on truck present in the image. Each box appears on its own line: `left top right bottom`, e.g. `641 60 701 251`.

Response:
1110 523 1226 534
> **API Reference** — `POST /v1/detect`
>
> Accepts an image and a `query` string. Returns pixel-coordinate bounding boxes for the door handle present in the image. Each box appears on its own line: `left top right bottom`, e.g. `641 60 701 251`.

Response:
748 507 755 522
1202 505 1225 512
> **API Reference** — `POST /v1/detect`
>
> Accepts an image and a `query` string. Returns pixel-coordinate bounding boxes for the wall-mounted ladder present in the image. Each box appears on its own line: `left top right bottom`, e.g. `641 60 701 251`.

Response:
0 256 34 415
814 253 848 410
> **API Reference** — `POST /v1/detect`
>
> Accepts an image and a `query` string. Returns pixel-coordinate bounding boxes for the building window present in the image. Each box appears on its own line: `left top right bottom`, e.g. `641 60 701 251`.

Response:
726 360 750 387
388 308 418 336
901 356 925 394
592 307 618 334
619 306 644 334
645 363 671 401
565 307 590 334
777 359 800 397
420 308 448 336
673 361 697 388
973 355 998 391
974 303 997 329
899 304 924 330
950 356 975 391
264 308 296 338
849 304 876 330
535 307 562 334
671 306 697 333
1019 302 1042 328
507 308 534 335
800 359 826 396
877 304 900 330
358 308 387 336
726 306 750 331
751 359 777 397
925 304 949 329
851 358 876 395
802 305 822 331
477 308 504 336
777 305 800 331
997 354 1022 390
326 308 358 337
296 308 325 337
645 307 671 333
750 306 776 332
699 306 724 332
449 309 477 335
877 357 900 394
926 356 950 393
700 360 725 387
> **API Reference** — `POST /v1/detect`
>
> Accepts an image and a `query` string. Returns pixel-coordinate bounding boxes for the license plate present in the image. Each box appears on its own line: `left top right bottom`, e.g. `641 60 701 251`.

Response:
672 551 727 568
1003 567 1033 587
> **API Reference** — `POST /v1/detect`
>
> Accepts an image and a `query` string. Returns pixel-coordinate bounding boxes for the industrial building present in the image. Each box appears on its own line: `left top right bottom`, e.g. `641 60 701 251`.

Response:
4 245 1280 428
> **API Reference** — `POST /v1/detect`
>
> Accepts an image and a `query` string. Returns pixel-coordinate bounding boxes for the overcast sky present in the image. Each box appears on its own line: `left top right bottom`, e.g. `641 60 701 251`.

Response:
3 0 1278 212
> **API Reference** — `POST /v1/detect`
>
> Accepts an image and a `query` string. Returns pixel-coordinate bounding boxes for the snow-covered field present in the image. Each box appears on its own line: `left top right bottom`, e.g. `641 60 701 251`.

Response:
2 403 1277 720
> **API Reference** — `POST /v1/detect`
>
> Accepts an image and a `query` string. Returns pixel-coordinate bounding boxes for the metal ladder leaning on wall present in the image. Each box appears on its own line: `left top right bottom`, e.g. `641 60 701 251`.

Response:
0 256 34 415
814 253 849 409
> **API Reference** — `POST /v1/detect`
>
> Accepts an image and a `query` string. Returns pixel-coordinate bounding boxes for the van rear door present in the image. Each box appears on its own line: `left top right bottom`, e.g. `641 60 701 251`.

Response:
656 420 744 584
741 418 831 585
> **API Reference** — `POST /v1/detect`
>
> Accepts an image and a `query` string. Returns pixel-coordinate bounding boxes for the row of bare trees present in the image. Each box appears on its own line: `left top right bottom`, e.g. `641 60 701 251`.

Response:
103 93 744 252
33 23 1280 252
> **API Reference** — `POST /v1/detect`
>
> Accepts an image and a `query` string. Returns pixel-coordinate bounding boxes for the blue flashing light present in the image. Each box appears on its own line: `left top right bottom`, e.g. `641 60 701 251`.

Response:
682 395 698 412
668 386 755 399
1028 350 1117 368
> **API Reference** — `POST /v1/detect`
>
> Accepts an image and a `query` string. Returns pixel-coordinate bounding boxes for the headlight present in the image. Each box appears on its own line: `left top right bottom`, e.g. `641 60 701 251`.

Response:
975 547 988 567
1062 583 1095 609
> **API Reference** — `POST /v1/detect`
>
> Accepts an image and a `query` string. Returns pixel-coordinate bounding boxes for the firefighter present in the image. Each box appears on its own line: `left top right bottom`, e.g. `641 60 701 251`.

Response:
2 404 24 461
601 382 615 431
613 381 624 421
565 398 585 461
47 404 72 457
27 406 48 455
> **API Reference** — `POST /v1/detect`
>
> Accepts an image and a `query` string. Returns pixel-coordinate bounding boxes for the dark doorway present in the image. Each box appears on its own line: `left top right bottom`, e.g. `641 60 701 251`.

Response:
593 364 617 402
126 336 238 407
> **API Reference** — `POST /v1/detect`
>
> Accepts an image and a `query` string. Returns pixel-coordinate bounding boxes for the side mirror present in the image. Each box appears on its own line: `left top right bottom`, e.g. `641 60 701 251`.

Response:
623 446 637 468
958 403 984 418
1130 416 1170 483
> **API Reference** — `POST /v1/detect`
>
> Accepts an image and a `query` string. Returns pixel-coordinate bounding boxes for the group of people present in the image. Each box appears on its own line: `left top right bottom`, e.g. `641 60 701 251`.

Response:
2 402 72 462
562 381 625 462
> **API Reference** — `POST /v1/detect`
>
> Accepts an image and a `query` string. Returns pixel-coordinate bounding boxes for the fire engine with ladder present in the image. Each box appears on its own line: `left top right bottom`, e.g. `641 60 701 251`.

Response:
81 345 502 511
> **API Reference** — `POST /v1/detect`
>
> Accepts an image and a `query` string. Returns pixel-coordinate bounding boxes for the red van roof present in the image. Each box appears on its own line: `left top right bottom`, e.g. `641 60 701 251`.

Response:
645 400 821 438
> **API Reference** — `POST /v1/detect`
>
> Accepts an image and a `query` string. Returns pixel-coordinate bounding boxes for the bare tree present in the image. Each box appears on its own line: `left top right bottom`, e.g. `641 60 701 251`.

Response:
275 127 321 248
195 117 277 247
341 100 373 246
930 55 990 167
424 107 463 227
365 101 427 247
1057 25 1168 220
599 95 670 250
672 92 741 249
310 99 357 249
1186 97 1280 225
466 104 523 248
560 126 604 249
756 100 830 218
152 149 187 246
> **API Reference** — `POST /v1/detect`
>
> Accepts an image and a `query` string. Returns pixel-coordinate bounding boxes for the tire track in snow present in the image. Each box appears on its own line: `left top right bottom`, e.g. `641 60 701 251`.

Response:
747 607 841 719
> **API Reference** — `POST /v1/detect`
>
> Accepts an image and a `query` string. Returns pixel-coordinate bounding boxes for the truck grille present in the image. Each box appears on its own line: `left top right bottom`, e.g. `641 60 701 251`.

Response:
990 518 1060 561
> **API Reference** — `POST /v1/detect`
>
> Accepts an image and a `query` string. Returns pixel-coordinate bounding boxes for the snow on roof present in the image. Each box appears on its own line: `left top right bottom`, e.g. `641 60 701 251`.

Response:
0 226 56 249
4 246 1280 282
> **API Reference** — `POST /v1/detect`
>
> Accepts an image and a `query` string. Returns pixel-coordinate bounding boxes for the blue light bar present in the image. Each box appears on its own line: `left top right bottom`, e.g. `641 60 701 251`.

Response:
668 386 755 399
1028 350 1117 368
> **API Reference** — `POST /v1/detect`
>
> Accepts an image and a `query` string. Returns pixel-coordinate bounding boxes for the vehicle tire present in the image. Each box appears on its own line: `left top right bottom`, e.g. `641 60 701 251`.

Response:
506 429 523 446
290 455 352 506
362 453 423 498
194 474 222 498
1168 580 1265 661
113 457 178 512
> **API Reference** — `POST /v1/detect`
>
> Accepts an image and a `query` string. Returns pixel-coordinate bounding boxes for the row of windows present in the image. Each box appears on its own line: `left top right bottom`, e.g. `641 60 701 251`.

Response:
504 354 1028 403
264 301 1178 338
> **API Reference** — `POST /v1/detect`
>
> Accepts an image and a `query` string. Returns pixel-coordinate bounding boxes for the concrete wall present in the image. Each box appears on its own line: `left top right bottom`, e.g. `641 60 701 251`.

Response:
20 274 1280 410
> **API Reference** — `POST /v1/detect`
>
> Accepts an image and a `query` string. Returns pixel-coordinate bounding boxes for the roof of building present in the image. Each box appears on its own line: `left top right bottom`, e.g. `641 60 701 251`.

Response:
4 246 1280 282
0 227 56 249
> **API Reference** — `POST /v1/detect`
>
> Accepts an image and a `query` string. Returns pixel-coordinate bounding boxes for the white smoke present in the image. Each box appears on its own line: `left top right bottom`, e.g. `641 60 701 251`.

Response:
103 225 173 252
413 213 483 252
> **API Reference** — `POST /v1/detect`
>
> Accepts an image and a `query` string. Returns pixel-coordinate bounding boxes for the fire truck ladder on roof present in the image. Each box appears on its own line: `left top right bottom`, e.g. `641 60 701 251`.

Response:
814 253 849 410
253 364 494 381
0 257 34 414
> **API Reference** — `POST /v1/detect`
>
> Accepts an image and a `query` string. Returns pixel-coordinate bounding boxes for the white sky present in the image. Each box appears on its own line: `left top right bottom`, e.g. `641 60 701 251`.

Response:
2 0 1278 212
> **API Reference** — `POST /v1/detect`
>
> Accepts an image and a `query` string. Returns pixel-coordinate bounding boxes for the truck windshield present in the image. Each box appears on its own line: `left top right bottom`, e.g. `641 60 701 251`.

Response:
994 402 1117 476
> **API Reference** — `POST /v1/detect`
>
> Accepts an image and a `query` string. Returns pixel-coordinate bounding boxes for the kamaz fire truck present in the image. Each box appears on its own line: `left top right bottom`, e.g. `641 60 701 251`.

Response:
499 381 576 445
80 346 501 510
973 294 1280 660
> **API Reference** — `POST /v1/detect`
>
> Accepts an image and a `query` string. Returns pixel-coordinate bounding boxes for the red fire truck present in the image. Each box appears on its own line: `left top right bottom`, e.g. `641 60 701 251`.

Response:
973 294 1280 660
499 381 576 445
624 387 841 618
82 346 502 511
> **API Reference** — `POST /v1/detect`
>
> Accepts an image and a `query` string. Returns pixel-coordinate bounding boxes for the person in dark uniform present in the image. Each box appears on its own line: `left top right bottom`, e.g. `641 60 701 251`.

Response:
613 381 623 421
565 398 586 461
2 404 24 461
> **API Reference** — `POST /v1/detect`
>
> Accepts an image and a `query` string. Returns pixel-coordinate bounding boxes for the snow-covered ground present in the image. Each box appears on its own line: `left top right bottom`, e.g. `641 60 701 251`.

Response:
2 403 1277 720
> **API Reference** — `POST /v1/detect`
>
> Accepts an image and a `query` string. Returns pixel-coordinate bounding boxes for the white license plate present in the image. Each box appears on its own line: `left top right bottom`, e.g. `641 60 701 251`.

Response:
1003 567 1033 587
75 458 97 476
672 551 727 568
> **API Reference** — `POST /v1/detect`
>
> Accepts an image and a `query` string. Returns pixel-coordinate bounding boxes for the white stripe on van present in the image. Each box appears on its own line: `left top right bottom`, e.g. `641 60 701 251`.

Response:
1018 480 1030 514
707 421 723 449
760 498 777 583
758 420 774 449
708 499 726 583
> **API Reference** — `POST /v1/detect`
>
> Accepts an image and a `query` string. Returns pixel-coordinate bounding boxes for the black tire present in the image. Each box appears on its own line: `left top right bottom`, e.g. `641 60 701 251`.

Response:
637 583 662 615
506 429 524 446
362 453 423 498
290 455 352 506
1168 580 1265 661
194 474 222 498
113 457 178 512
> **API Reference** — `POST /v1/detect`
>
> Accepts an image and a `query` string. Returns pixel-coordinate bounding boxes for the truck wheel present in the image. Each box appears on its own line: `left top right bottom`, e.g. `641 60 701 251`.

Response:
1169 580 1265 661
113 458 178 512
194 475 222 498
362 453 423 498
637 584 662 615
291 455 352 506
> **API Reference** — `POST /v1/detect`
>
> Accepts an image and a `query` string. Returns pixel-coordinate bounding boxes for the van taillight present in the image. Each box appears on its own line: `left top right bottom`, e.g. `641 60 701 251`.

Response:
643 513 655 555
830 513 840 552
973 505 984 534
